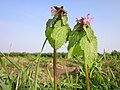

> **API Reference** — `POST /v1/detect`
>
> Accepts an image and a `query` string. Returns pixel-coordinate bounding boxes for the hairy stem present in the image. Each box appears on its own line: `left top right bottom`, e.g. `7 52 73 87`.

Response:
53 47 57 90
84 53 90 90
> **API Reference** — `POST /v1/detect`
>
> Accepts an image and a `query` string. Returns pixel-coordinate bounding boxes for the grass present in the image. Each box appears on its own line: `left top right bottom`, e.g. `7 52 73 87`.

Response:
0 52 120 90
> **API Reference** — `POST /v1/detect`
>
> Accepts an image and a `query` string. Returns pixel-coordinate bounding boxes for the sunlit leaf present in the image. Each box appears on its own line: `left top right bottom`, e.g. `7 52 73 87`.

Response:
45 27 54 48
54 20 62 28
80 36 97 68
45 15 70 50
73 23 80 31
68 42 83 58
83 24 94 42
51 24 71 50
62 16 68 25
68 30 85 50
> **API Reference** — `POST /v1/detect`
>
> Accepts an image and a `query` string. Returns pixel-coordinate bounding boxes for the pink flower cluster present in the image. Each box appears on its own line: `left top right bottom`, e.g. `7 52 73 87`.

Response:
76 13 94 24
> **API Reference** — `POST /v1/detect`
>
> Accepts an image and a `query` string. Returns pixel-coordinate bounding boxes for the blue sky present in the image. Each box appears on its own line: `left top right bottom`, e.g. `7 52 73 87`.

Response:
0 0 120 53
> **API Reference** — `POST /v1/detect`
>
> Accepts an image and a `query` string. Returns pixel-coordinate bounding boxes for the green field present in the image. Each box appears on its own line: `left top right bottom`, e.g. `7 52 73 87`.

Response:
0 51 120 90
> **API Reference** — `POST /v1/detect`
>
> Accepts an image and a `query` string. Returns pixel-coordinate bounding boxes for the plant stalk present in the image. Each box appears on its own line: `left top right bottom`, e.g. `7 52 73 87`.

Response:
33 38 47 90
53 47 57 90
84 54 90 90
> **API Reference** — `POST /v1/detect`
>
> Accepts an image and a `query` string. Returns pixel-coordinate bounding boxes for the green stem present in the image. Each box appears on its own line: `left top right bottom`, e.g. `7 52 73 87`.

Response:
53 47 57 90
84 53 90 90
33 38 47 90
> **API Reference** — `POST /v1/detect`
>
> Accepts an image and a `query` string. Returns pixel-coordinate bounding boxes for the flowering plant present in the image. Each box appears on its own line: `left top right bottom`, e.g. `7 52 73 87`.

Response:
68 13 97 90
44 6 97 90
45 6 71 90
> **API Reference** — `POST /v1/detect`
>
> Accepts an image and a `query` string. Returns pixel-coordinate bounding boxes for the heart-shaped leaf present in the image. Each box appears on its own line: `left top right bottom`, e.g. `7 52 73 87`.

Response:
80 35 97 68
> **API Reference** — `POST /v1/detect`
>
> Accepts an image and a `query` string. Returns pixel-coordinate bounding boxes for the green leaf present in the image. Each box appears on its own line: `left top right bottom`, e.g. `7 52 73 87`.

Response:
68 46 74 58
73 23 80 31
80 36 97 68
45 27 55 48
51 24 71 50
68 42 83 58
0 57 7 71
45 27 53 37
46 19 53 27
46 14 58 28
62 16 68 25
54 20 62 28
68 30 85 50
83 24 94 42
46 14 70 50
33 39 47 90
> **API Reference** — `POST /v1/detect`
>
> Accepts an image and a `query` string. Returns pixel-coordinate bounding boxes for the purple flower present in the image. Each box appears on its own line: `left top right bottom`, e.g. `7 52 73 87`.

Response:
50 6 67 17
83 13 94 24
51 6 58 13
89 17 94 23
76 13 94 24
86 13 90 19
83 17 87 24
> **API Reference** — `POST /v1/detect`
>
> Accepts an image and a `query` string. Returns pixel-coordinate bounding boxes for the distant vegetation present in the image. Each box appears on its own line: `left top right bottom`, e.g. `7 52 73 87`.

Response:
1 50 120 60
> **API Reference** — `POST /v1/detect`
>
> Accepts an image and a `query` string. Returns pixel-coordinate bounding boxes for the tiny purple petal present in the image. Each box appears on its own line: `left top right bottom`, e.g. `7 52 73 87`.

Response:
83 19 87 24
51 6 57 12
76 17 79 22
89 17 94 23
83 16 88 24
87 13 90 19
